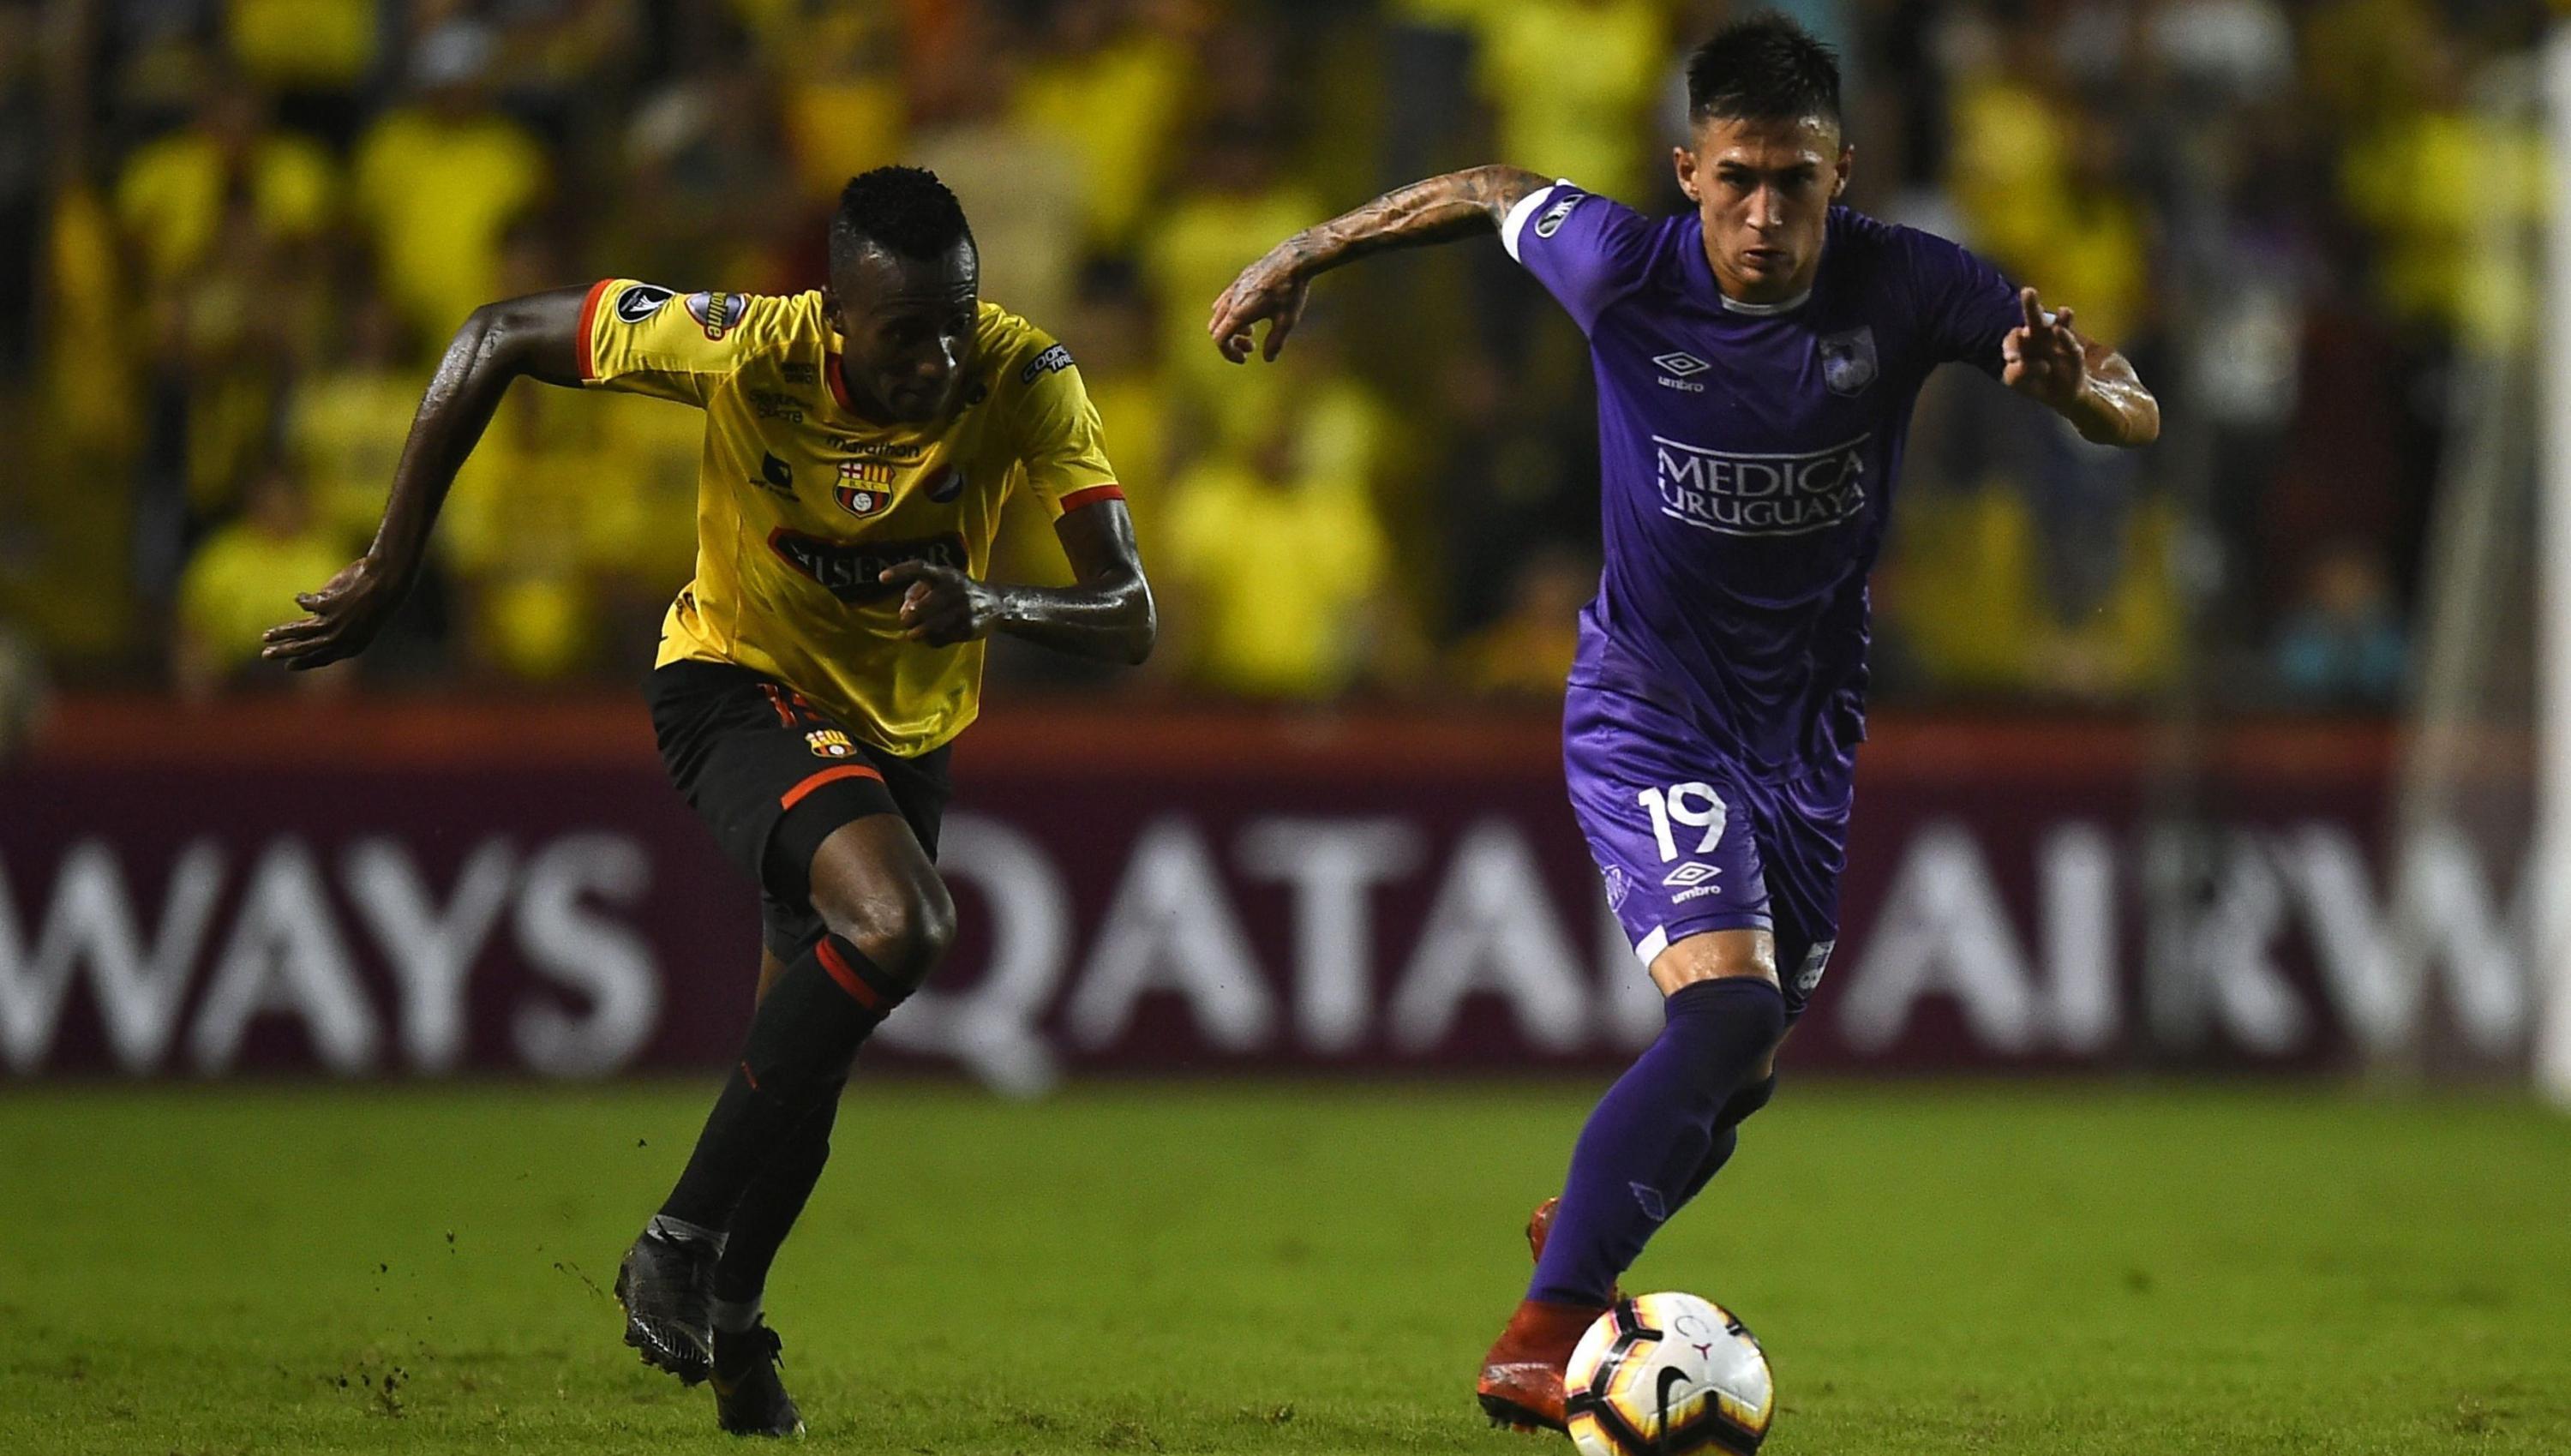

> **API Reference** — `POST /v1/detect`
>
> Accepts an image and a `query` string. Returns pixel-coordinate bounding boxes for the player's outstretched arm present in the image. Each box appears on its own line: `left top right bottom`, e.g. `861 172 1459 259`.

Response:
1208 164 1551 363
2001 286 2160 447
261 287 590 669
878 501 1156 666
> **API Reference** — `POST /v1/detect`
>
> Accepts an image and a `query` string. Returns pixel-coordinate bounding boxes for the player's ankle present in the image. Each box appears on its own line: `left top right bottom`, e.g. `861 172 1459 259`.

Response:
646 1213 728 1256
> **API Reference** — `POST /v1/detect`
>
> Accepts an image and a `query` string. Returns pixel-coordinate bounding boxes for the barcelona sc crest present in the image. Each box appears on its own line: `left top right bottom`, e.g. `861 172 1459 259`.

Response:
805 729 855 758
836 458 891 518
1818 327 1878 396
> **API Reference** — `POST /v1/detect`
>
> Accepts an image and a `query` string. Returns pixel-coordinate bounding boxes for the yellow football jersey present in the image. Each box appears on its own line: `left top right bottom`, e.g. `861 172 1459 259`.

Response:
578 279 1123 756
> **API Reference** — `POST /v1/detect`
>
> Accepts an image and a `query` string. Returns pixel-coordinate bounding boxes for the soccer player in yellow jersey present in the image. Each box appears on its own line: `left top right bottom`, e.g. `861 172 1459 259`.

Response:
263 168 1156 1436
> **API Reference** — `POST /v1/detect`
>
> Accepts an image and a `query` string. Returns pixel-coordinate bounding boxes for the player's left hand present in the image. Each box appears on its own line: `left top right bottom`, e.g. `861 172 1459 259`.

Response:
259 551 406 669
880 561 1002 646
1208 246 1311 363
2001 286 2089 411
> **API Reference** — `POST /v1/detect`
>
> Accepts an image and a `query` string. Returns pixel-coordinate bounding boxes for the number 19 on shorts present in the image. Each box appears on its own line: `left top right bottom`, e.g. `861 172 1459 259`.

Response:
1637 782 1728 863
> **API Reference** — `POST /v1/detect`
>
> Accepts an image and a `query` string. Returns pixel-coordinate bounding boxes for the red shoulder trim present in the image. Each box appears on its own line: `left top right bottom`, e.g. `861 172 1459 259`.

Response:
575 278 614 383
1058 483 1126 513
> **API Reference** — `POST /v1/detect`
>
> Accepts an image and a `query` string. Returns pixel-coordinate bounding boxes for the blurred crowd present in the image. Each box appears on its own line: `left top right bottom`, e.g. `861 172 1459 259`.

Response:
0 0 2554 717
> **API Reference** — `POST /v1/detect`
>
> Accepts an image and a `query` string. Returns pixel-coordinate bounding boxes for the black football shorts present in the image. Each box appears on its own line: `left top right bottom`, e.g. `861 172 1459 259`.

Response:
646 659 950 958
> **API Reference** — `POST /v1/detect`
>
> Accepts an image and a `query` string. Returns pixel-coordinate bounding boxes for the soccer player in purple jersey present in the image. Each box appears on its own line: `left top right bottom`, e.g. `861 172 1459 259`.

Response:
1210 12 2158 1434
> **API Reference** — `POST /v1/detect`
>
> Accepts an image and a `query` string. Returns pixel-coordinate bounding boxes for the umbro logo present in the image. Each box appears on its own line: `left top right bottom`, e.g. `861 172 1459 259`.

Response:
1629 1182 1669 1221
1653 351 1711 392
1661 861 1720 888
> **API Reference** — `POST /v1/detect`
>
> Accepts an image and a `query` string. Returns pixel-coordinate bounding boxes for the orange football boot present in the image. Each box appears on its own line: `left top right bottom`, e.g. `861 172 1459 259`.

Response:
1525 1195 1559 1261
1526 1195 1625 1302
1476 1296 1604 1433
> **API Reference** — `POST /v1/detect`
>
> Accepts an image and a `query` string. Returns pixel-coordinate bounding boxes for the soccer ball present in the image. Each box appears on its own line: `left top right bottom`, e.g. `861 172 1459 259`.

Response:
1564 1292 1774 1456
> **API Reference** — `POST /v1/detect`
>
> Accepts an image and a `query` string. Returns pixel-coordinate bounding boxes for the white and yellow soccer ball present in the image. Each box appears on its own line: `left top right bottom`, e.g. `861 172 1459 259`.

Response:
1564 1292 1774 1456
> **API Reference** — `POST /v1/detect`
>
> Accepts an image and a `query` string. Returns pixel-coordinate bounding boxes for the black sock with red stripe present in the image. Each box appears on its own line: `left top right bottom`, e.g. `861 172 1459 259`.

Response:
657 935 906 1231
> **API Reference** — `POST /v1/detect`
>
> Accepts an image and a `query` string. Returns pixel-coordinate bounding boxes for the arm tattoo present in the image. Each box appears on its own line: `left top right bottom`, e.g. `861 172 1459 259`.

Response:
1282 165 1553 275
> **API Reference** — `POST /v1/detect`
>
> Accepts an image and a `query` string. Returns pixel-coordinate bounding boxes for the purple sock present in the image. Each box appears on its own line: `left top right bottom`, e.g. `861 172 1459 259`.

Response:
1675 1074 1778 1207
1529 978 1784 1306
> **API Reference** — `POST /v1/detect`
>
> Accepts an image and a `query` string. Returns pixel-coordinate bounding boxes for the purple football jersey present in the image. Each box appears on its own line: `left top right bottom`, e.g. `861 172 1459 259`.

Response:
1504 183 2023 778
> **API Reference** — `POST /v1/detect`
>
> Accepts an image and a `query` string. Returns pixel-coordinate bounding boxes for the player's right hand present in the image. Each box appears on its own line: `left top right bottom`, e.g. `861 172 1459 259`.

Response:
1208 246 1311 363
260 553 405 670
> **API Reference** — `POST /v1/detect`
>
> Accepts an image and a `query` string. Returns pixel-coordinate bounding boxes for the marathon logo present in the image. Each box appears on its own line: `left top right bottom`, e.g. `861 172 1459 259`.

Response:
1651 432 1870 537
752 452 795 496
830 438 926 462
768 529 968 603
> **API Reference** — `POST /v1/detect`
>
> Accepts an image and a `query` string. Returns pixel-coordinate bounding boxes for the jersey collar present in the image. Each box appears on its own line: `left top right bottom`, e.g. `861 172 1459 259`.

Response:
824 352 857 414
824 346 992 428
1687 212 1827 317
1717 289 1812 315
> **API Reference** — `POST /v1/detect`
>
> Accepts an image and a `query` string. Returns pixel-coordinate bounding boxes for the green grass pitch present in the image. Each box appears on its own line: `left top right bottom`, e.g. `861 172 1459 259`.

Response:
3 1081 2566 1454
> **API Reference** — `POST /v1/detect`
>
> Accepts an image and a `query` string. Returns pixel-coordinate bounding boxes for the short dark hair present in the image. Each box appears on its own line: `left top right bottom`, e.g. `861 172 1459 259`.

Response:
1685 12 1842 130
829 165 975 274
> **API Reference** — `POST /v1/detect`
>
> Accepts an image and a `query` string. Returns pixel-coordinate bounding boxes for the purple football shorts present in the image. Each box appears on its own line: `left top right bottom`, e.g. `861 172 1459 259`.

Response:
1562 679 1849 1020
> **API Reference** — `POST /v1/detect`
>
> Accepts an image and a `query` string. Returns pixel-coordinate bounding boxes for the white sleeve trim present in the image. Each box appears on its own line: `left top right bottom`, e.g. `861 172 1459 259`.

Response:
1499 178 1578 262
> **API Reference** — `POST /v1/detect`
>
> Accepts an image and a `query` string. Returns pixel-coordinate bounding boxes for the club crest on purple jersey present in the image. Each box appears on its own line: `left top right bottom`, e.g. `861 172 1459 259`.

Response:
1818 327 1878 396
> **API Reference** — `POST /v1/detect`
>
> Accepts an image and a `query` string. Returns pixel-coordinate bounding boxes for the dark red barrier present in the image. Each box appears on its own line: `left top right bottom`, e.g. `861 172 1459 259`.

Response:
4 697 2534 1088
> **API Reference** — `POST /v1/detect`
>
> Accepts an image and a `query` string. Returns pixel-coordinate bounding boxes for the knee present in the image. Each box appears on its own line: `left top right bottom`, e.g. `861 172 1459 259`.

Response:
817 874 955 986
879 878 957 980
